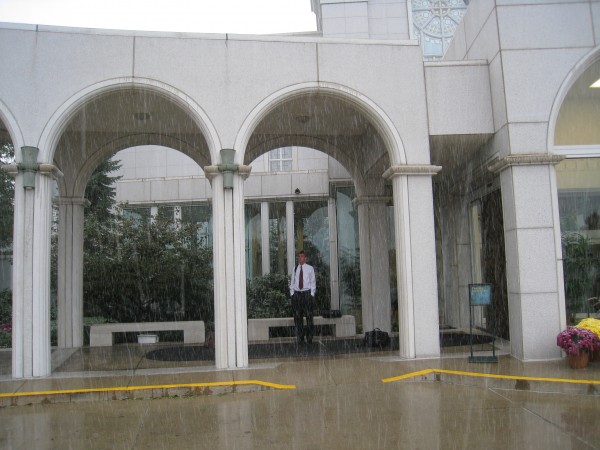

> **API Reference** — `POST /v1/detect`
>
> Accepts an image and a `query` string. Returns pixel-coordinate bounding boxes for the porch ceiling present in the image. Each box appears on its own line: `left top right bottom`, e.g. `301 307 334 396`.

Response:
55 89 210 167
429 133 493 174
245 95 388 179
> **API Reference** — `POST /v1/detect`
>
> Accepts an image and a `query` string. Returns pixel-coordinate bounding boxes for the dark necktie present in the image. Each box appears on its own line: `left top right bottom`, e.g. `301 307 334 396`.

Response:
299 265 304 290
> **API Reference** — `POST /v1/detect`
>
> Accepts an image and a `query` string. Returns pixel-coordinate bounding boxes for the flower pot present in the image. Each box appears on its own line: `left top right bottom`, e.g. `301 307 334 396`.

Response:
591 350 600 362
567 352 590 369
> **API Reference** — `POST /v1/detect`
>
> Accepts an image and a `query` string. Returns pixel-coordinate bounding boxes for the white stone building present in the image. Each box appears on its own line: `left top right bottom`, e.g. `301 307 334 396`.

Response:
1 0 599 378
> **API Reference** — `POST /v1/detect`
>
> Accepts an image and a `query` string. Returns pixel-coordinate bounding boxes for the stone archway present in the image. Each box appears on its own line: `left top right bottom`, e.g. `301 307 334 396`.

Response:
8 80 221 377
53 85 216 351
235 83 441 359
549 49 600 327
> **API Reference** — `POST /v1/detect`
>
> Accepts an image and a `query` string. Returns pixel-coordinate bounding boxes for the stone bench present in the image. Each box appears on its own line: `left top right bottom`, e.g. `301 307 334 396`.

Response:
247 315 356 342
90 321 205 347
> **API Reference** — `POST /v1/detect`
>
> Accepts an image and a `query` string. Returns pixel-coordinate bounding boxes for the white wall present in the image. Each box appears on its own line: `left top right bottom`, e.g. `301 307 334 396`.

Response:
114 145 345 204
318 0 411 40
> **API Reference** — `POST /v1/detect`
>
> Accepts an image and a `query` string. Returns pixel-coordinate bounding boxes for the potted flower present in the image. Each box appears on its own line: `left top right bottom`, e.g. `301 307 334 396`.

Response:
556 327 600 369
576 318 600 361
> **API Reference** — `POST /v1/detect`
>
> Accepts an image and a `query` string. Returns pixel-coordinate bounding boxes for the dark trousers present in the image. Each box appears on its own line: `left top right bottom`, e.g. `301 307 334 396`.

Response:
292 291 314 342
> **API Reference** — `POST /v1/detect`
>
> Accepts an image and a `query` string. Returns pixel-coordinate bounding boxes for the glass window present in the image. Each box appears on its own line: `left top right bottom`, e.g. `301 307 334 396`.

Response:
156 206 175 221
412 0 468 60
557 158 600 323
294 200 330 312
269 147 293 172
336 186 361 323
269 202 287 274
245 203 262 280
181 205 212 248
122 207 151 225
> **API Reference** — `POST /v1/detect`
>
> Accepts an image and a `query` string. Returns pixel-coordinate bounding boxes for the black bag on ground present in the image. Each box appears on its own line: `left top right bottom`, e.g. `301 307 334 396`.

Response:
364 328 390 347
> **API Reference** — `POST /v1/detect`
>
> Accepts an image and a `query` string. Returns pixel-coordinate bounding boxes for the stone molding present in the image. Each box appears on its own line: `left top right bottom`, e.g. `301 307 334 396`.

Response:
204 164 252 181
382 164 442 179
238 165 252 180
1 163 63 179
39 163 64 179
488 153 565 173
0 164 18 176
203 165 220 181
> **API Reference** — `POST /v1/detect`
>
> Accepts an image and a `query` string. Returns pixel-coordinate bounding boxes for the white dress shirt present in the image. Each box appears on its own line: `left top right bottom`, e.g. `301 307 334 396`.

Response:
289 263 316 297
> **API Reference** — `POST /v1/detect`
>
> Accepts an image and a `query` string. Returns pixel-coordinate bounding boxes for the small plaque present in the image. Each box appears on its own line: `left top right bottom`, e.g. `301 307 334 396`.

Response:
469 284 492 306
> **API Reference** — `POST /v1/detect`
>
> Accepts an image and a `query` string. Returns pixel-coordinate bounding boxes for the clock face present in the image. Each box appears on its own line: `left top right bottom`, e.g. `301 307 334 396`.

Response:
412 0 468 59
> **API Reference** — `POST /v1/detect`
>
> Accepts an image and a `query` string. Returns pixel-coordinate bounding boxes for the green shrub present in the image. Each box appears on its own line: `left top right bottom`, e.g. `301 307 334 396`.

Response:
247 273 292 318
0 330 10 348
0 289 11 348
0 289 11 323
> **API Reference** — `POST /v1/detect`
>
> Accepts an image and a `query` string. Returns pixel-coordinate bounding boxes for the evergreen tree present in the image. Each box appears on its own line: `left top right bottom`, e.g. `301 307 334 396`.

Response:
84 158 121 221
80 158 214 324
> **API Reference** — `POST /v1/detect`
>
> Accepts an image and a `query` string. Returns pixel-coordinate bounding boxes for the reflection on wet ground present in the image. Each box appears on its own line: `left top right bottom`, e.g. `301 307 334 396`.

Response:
0 343 599 449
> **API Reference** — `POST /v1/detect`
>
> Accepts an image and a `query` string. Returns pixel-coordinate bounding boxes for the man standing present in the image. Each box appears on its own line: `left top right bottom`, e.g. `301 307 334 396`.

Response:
289 250 316 343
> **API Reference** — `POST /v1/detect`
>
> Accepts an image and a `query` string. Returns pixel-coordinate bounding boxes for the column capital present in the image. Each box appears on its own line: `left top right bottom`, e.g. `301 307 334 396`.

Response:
1 163 63 181
382 164 442 179
1 163 18 176
39 163 64 179
204 164 252 181
238 165 252 180
488 153 565 173
203 165 220 181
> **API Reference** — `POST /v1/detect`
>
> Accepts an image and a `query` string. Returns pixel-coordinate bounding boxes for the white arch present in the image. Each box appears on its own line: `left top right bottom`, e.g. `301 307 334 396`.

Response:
37 77 222 165
547 45 600 150
234 81 407 166
71 133 211 198
0 99 25 156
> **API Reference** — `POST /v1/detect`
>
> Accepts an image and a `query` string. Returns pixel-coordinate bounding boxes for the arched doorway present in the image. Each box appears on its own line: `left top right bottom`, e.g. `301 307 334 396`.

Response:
551 55 600 324
49 85 217 369
239 88 421 356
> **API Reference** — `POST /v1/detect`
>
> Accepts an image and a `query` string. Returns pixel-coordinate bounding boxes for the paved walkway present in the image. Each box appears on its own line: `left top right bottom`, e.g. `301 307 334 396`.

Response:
0 343 599 448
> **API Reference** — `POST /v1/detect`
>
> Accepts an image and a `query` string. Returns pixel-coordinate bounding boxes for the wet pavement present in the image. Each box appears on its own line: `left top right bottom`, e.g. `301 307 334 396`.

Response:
0 340 599 449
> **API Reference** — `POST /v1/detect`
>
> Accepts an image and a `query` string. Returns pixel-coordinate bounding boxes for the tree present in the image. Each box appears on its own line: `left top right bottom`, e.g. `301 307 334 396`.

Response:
48 155 215 326
562 233 596 324
0 143 14 249
83 208 213 323
84 158 121 221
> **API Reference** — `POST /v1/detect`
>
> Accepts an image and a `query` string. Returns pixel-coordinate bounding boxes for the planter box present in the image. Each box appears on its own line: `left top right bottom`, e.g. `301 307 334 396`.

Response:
138 334 159 344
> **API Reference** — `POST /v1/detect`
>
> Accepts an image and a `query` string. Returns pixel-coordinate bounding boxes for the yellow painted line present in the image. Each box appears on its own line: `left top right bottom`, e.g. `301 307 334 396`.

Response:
381 369 434 382
0 380 296 399
382 369 600 385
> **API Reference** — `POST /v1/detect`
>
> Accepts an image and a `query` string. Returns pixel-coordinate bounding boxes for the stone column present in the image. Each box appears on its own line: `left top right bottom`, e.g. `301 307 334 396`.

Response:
383 164 441 359
260 202 269 275
55 197 89 348
205 151 251 369
205 166 228 369
328 197 340 310
286 201 295 274
2 147 62 378
355 196 392 333
233 166 251 367
489 154 565 360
